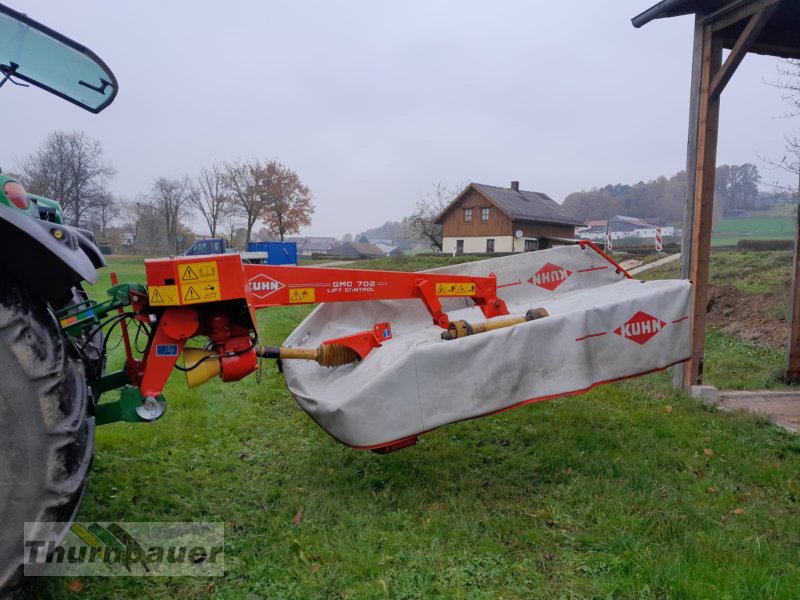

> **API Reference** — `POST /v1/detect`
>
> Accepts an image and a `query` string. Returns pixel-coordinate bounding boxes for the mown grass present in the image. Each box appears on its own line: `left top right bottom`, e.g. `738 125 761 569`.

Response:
30 254 800 599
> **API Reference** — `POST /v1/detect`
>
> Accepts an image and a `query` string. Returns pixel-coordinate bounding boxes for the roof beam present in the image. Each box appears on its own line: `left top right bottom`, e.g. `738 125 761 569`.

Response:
706 0 779 32
709 3 778 99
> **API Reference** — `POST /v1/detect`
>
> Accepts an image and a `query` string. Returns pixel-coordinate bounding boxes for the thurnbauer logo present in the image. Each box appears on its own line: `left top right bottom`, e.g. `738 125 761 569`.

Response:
249 274 285 299
528 262 572 291
613 311 667 345
24 522 224 576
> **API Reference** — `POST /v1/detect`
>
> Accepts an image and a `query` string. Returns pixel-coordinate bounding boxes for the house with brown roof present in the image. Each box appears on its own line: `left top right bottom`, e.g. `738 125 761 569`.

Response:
434 181 585 254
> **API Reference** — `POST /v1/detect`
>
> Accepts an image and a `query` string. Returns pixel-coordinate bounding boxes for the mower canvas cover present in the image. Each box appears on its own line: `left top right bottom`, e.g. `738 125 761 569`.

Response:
282 244 691 449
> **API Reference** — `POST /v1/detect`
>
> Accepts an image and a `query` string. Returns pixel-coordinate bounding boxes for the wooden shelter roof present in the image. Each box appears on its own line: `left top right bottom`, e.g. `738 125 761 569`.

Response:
632 0 800 59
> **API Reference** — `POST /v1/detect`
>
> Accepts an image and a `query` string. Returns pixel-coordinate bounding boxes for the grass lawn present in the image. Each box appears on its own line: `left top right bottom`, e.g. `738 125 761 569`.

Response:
711 217 795 247
32 254 800 599
642 248 794 292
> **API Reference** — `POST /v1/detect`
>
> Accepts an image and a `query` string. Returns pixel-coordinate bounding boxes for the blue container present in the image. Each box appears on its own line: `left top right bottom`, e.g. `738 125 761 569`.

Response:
248 241 298 265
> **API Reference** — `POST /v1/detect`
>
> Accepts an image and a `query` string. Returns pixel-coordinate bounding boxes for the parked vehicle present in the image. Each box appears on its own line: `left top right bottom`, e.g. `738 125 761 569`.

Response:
184 237 266 264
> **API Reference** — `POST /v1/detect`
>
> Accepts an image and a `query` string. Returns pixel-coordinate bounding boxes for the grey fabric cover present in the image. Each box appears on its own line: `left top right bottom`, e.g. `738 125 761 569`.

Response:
282 245 691 448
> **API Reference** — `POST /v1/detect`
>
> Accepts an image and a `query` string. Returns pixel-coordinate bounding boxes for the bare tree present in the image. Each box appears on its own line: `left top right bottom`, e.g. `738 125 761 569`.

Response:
773 59 800 118
151 177 191 252
18 130 116 227
192 163 229 237
120 196 162 250
763 59 800 202
253 160 314 242
89 190 120 240
404 182 463 250
222 159 264 247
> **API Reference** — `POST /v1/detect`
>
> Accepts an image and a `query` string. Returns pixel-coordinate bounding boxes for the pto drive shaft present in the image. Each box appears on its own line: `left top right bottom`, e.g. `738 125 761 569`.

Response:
256 344 360 368
441 307 548 340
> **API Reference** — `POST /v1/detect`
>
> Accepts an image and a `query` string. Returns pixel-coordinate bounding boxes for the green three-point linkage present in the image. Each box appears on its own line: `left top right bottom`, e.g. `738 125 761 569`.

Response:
56 282 147 337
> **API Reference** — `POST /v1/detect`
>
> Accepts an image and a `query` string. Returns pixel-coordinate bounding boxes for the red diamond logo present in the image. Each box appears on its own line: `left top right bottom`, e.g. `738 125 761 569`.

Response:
249 274 285 299
528 262 572 291
613 311 667 345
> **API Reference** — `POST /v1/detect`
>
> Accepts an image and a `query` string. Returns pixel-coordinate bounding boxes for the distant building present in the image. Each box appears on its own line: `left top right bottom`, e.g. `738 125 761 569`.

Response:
288 236 339 257
434 181 585 254
577 215 676 241
374 243 402 257
328 242 386 259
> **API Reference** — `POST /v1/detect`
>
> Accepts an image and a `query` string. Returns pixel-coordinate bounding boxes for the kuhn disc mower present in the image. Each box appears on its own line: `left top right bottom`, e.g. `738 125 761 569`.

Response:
0 1 693 593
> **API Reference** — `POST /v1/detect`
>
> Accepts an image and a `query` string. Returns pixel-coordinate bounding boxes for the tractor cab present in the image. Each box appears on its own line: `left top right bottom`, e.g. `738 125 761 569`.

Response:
0 2 117 113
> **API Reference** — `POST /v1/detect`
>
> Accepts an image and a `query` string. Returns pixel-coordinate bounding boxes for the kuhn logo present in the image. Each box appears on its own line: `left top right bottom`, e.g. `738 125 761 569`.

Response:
613 311 667 345
528 263 572 291
249 274 285 299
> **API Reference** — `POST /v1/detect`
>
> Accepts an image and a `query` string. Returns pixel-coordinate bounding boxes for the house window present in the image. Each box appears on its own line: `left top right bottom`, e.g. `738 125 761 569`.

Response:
480 207 490 222
463 208 472 222
524 239 538 252
455 240 464 255
486 239 495 253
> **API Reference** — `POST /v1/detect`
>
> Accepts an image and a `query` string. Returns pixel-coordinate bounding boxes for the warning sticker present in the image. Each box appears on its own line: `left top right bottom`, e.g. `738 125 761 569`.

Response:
435 282 476 296
182 282 221 304
149 285 179 306
288 288 315 303
178 261 218 283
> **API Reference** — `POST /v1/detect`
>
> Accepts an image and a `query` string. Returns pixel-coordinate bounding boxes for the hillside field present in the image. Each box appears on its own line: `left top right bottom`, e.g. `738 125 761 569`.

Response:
711 215 795 246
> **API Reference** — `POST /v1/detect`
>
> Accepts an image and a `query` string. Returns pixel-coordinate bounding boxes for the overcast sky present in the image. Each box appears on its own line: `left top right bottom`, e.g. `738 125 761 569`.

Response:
1 1 796 238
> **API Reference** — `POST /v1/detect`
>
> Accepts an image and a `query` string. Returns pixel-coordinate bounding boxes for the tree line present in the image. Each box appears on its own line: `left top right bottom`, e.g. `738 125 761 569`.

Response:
14 130 314 252
561 163 768 223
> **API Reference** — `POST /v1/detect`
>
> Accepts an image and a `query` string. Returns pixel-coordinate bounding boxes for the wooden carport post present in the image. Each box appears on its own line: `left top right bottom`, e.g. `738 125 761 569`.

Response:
786 202 800 382
675 2 778 391
675 22 722 391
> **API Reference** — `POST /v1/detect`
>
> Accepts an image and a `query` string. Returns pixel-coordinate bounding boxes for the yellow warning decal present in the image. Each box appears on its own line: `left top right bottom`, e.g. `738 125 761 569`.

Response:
435 282 476 296
149 285 179 306
182 282 221 304
288 287 315 303
178 261 218 283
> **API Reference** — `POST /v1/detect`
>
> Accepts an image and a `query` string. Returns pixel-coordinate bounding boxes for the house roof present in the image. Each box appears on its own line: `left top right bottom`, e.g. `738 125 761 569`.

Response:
632 0 800 59
612 215 657 228
330 242 385 257
586 219 608 228
435 183 585 227
288 236 338 249
302 241 335 252
349 242 385 256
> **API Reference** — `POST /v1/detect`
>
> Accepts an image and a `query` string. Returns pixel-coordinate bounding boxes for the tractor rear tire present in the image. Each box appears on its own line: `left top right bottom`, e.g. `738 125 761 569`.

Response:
0 281 94 595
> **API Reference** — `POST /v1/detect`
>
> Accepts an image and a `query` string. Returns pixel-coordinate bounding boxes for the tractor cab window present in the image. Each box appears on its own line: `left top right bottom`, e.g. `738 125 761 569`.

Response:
0 5 117 113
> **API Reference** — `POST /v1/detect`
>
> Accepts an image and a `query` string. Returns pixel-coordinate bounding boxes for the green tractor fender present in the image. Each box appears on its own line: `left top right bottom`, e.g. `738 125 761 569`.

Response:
0 202 106 305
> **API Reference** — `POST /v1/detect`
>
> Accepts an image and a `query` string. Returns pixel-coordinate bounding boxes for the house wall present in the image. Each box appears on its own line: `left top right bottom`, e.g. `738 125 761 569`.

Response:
513 221 577 240
440 189 513 238
442 236 514 254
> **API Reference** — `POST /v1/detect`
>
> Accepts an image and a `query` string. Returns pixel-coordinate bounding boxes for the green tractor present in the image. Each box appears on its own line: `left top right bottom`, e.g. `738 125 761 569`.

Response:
0 3 118 592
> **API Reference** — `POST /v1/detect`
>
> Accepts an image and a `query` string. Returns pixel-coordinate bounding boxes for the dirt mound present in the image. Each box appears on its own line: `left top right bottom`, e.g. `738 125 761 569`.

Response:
706 283 792 348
